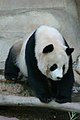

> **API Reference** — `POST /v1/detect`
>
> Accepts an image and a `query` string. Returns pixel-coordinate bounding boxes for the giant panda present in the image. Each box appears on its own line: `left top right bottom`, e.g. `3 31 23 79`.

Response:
4 25 74 103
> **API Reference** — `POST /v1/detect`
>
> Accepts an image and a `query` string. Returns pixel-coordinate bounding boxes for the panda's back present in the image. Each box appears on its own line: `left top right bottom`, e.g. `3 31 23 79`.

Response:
36 25 65 45
16 39 28 77
35 25 66 58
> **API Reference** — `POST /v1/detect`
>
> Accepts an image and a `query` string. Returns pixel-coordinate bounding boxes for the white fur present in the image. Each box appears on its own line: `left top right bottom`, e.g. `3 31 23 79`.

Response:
35 25 69 81
51 68 63 81
16 31 35 77
35 25 66 55
17 40 28 77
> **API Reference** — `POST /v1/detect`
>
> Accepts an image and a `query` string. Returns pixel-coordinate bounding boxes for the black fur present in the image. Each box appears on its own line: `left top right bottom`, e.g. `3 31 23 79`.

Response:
5 33 74 103
66 48 74 55
54 55 74 103
43 44 54 53
5 47 20 80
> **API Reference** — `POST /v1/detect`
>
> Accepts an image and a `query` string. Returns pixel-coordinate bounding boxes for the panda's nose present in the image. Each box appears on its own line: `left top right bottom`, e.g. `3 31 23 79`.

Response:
57 77 62 80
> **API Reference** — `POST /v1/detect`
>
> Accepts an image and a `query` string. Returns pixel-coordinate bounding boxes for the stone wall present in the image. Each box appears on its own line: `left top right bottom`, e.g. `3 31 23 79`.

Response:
0 0 80 65
76 0 80 21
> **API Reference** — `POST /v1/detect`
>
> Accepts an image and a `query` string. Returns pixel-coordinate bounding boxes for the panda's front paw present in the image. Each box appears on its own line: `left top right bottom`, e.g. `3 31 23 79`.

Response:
38 94 52 103
55 97 71 103
5 75 18 81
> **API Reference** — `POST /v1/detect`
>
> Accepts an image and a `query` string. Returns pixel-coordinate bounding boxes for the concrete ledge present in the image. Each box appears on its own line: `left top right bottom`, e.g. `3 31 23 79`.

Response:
0 95 80 113
0 0 66 10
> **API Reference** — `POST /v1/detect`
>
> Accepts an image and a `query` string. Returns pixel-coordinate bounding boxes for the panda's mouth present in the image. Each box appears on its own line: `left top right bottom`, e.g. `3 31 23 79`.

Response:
56 76 63 80
48 75 62 81
53 78 62 81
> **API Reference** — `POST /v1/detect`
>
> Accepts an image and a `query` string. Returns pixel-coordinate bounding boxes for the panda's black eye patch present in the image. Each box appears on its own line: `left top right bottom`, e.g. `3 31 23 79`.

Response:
43 44 54 53
50 64 57 71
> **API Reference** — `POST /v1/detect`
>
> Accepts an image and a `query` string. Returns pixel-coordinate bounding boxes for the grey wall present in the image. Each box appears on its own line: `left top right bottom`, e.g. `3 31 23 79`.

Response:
0 0 80 63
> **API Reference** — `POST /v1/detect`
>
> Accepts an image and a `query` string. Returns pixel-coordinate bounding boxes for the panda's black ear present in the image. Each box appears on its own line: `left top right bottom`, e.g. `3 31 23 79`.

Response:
43 44 54 53
66 48 74 55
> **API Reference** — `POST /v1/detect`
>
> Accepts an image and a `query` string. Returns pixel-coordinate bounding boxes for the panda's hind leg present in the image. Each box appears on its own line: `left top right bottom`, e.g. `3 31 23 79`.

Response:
4 47 20 80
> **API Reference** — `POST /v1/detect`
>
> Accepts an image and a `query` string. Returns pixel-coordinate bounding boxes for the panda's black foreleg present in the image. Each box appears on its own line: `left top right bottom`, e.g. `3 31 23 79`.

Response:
29 76 52 103
55 57 74 103
4 47 20 80
51 81 58 99
55 79 73 103
28 68 52 103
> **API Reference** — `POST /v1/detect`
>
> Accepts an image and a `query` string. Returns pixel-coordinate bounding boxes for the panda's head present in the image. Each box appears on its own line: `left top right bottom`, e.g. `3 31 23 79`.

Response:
35 25 74 81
